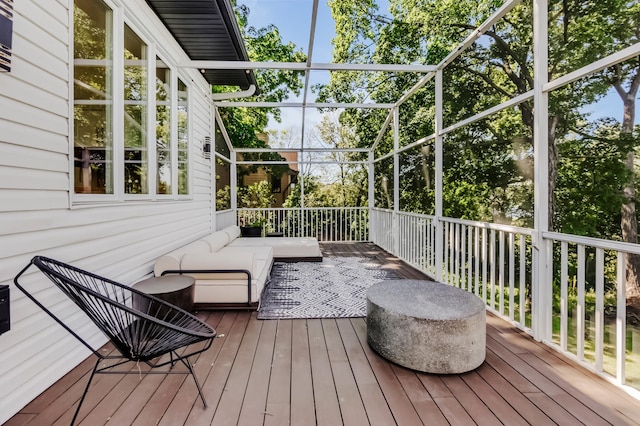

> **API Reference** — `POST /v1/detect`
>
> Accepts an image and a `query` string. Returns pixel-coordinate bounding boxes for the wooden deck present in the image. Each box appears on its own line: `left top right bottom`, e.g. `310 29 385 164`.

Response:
7 242 640 425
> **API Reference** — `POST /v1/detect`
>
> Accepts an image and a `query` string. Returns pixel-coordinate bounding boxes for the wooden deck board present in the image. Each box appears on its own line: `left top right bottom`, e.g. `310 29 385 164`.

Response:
7 242 640 426
307 319 343 426
322 319 369 426
289 319 316 426
336 319 399 426
236 318 276 426
264 319 292 426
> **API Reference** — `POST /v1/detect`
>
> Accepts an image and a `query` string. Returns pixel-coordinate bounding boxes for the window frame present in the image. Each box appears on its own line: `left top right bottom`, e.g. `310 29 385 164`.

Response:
70 0 193 205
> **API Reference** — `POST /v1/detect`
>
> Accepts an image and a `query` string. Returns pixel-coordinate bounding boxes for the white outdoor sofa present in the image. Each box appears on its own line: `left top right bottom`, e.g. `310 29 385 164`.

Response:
153 225 322 308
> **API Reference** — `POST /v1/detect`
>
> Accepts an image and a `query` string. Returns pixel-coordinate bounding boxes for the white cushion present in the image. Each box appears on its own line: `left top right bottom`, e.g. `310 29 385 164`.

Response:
188 254 270 304
180 251 256 280
229 237 322 258
201 232 229 252
222 225 241 242
153 240 211 276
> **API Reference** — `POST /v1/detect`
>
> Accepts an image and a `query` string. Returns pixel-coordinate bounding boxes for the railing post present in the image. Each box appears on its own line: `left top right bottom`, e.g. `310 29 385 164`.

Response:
368 151 374 242
300 158 305 237
210 103 217 232
434 69 444 282
231 149 238 226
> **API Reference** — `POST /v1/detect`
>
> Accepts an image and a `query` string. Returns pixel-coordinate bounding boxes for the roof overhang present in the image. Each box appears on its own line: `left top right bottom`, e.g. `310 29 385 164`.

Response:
145 0 258 90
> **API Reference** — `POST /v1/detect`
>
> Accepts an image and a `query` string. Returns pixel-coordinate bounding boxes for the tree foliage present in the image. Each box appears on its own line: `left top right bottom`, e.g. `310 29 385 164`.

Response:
316 0 640 298
214 1 307 149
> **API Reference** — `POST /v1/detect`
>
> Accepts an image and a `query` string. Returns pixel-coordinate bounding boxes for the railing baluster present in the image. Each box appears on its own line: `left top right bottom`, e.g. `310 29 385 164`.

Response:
519 234 525 326
482 227 488 303
509 232 515 321
499 231 505 315
576 244 586 361
616 252 626 385
467 226 473 293
473 226 479 296
595 247 605 372
460 225 466 289
490 229 496 310
561 241 568 351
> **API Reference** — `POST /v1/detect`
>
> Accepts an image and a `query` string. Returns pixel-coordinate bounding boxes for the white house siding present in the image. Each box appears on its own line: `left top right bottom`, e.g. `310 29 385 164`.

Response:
0 0 215 422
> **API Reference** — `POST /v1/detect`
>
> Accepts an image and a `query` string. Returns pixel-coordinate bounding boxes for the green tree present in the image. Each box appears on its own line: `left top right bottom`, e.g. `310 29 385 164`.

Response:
215 1 307 149
315 114 368 207
214 1 307 207
238 181 275 208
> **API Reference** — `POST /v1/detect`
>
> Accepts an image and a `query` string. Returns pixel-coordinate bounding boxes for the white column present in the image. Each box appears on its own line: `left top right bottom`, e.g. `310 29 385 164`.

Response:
211 102 217 232
231 148 238 225
368 151 375 242
300 155 305 237
435 69 444 282
532 0 550 342
393 107 400 256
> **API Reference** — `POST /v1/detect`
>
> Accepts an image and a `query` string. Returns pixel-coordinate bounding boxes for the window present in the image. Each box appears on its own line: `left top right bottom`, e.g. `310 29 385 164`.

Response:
73 0 113 194
73 0 192 200
271 174 282 193
177 78 189 195
123 25 148 195
156 57 171 194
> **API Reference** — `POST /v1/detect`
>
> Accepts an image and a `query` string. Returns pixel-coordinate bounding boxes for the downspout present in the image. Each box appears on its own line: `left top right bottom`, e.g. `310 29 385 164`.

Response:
211 84 257 100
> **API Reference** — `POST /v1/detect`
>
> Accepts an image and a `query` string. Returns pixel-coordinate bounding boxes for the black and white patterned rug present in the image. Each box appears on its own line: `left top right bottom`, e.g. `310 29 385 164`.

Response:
257 257 401 319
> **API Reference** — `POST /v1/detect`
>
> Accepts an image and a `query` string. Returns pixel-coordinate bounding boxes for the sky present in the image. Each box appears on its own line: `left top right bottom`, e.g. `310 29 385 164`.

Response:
242 0 392 146
242 0 334 140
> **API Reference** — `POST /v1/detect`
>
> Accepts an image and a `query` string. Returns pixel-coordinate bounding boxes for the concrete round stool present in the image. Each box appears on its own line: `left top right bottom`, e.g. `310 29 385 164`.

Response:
366 279 486 374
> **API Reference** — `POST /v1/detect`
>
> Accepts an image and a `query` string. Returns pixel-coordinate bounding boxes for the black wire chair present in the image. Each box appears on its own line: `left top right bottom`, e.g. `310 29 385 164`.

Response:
14 256 216 426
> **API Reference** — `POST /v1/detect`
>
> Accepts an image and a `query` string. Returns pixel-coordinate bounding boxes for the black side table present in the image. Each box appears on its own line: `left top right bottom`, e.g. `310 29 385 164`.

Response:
133 275 195 313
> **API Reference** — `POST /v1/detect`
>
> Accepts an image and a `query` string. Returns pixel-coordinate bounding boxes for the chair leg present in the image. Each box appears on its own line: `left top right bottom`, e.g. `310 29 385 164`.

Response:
71 358 100 426
177 356 207 408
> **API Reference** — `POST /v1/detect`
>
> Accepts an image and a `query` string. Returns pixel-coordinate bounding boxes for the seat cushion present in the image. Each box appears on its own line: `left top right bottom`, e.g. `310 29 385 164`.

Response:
180 251 256 280
228 237 321 259
189 257 271 304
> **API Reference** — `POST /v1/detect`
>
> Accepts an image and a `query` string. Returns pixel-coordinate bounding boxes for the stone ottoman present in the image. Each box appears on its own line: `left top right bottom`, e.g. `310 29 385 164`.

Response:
366 279 486 374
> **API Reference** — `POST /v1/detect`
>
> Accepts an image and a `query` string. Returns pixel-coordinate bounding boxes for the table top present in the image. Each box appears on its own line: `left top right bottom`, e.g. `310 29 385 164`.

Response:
367 279 485 320
133 275 195 294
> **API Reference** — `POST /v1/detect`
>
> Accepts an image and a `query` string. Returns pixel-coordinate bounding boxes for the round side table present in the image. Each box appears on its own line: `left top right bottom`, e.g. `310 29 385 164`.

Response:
132 275 195 313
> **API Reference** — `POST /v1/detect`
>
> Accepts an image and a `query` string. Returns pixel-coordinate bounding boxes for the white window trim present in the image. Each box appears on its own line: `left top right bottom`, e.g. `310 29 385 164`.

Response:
70 0 195 205
122 19 153 201
70 0 120 205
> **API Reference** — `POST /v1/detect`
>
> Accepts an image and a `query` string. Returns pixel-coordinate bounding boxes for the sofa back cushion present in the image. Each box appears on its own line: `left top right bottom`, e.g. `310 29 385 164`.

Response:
222 225 241 242
202 231 229 252
153 240 210 276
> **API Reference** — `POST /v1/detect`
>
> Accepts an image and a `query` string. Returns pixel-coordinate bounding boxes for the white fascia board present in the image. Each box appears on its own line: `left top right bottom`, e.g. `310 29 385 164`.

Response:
237 160 368 165
214 101 394 109
235 147 370 153
180 60 436 73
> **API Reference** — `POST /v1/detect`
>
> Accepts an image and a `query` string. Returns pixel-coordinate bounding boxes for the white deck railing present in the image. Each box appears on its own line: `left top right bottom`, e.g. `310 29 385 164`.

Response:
219 206 639 393
370 207 640 395
237 207 368 241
